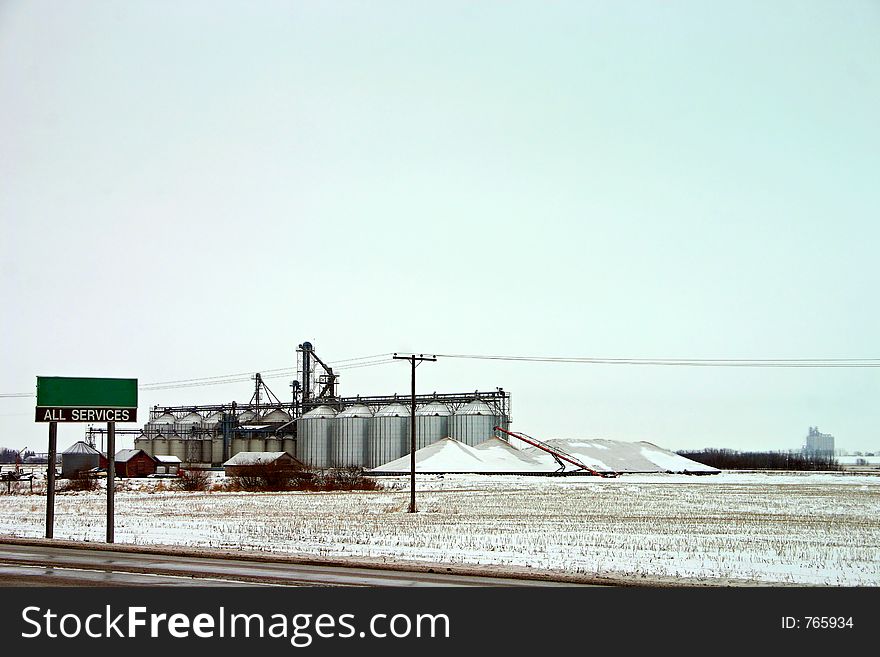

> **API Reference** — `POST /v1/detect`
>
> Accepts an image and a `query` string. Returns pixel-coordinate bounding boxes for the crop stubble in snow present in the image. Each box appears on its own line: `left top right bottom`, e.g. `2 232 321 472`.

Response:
1 473 877 585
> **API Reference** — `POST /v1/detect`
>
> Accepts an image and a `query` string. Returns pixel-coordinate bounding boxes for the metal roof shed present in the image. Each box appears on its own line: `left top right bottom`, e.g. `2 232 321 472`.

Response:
114 449 156 478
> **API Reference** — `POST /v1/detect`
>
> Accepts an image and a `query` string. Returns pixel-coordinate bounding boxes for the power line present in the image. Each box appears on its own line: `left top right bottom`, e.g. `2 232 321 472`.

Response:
329 353 395 364
334 359 396 371
124 353 395 389
433 354 880 367
0 353 396 398
140 367 295 388
4 351 878 399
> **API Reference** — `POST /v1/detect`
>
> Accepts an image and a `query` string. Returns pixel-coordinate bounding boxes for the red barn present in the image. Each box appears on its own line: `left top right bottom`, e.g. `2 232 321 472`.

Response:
114 449 156 478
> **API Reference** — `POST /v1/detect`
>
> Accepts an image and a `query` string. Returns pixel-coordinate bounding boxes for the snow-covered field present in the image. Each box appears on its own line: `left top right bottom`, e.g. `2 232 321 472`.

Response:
1 471 878 585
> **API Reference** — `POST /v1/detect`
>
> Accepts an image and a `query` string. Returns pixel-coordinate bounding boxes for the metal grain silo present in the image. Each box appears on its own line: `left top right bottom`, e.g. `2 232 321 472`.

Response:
296 405 337 468
200 437 213 463
180 411 204 425
416 401 451 450
152 433 170 457
265 436 282 452
134 433 153 457
182 438 203 464
261 409 291 424
248 435 266 452
211 436 224 464
204 411 223 425
61 441 102 478
151 411 177 425
332 404 372 467
146 411 177 438
238 409 258 423
367 402 410 468
231 433 248 457
281 435 296 456
450 398 501 446
200 412 222 463
168 432 187 462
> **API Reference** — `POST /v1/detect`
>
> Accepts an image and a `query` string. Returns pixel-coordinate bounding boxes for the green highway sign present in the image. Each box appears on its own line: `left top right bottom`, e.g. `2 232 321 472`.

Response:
35 376 138 423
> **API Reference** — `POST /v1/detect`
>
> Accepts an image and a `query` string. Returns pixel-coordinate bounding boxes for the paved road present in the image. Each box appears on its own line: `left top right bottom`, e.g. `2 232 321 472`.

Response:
0 543 587 587
0 564 267 587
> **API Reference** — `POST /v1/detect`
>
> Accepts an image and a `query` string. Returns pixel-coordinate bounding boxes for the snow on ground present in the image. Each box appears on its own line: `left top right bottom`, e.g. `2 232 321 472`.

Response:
838 456 880 464
1 471 878 585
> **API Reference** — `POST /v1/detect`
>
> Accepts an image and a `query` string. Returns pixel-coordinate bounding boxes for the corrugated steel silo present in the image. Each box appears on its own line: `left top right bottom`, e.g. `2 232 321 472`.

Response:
450 398 501 446
238 409 258 423
416 401 451 450
332 404 372 467
261 409 291 424
367 402 410 468
61 441 101 478
211 436 224 464
201 437 213 463
203 412 223 462
204 411 223 425
146 412 177 439
168 432 187 462
180 411 204 425
134 433 153 457
183 438 202 464
152 433 170 457
296 405 337 468
231 434 248 457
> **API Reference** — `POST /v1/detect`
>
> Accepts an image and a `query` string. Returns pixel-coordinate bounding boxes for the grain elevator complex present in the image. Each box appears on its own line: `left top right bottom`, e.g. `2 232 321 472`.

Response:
86 343 511 470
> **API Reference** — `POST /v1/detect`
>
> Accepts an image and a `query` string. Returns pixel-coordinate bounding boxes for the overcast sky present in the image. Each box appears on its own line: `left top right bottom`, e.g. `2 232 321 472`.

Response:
2 1 879 454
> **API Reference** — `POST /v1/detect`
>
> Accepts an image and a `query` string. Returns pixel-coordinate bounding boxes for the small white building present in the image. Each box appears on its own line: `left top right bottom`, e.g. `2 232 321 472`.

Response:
153 454 181 476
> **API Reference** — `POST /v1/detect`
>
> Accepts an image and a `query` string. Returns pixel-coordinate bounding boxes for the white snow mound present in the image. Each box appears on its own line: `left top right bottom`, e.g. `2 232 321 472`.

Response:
369 437 718 474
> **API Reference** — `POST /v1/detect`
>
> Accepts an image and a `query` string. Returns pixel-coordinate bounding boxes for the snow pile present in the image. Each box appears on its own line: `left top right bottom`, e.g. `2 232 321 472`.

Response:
371 439 539 474
528 439 719 474
370 437 718 474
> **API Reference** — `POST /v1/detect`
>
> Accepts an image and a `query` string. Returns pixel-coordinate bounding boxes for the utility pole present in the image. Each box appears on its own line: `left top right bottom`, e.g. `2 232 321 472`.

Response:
393 353 437 513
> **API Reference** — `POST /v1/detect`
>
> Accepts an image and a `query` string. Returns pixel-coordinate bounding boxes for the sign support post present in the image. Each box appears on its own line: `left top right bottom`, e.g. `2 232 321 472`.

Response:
46 421 57 539
106 421 115 543
36 376 137 544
